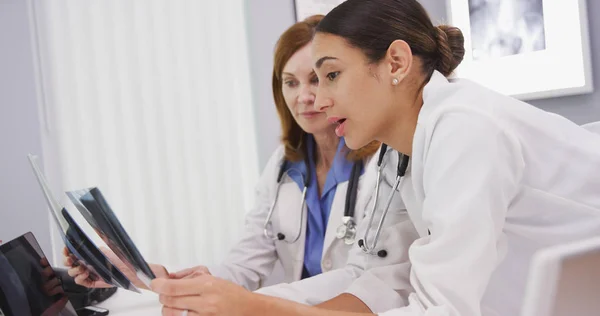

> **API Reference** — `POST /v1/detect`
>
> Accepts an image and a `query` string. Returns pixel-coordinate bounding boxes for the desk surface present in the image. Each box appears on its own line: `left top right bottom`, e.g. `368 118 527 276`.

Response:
97 288 163 315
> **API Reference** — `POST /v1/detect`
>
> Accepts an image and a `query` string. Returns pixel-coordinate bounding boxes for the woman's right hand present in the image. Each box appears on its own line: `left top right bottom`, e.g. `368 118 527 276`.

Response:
63 247 169 290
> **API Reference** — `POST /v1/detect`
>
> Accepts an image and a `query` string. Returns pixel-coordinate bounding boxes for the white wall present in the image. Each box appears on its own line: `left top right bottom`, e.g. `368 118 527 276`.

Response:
0 0 52 255
244 0 296 170
420 0 600 124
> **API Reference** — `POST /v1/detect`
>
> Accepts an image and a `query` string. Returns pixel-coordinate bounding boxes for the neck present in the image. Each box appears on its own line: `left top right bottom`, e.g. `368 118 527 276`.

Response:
379 88 424 156
312 130 339 169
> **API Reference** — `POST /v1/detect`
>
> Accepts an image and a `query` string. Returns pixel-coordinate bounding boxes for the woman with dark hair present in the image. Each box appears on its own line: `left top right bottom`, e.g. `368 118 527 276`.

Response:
151 1 600 315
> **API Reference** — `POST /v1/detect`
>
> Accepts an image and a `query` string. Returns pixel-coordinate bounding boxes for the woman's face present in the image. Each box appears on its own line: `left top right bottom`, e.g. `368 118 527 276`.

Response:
311 33 395 150
281 43 333 135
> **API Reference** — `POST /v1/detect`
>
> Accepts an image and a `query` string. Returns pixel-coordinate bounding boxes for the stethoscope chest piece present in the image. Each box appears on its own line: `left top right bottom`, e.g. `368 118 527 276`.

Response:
336 216 357 245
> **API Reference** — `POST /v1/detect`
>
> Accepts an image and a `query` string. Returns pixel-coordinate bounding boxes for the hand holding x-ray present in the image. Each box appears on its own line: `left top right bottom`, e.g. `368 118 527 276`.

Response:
64 246 169 290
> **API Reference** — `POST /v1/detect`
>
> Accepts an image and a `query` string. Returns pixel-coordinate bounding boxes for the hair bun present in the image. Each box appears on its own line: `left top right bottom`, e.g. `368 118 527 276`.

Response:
435 25 465 76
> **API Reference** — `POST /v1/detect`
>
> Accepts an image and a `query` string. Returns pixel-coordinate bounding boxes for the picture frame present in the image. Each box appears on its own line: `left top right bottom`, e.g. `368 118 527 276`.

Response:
293 0 345 22
446 0 593 101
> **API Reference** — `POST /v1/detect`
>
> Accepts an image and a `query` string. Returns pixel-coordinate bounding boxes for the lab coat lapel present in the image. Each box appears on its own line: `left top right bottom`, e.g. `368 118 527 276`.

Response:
275 181 307 265
406 95 440 237
322 181 349 257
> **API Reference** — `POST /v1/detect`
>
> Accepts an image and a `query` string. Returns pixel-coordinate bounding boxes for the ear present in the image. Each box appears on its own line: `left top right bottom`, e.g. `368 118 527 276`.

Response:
385 40 413 82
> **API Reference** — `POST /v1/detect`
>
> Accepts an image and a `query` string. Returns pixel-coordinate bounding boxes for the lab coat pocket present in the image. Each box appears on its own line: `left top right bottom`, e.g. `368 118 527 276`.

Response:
356 212 418 303
365 211 419 270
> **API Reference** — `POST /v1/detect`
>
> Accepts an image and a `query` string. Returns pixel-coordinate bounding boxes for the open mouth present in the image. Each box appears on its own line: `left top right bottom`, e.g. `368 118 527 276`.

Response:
333 118 347 137
327 116 346 125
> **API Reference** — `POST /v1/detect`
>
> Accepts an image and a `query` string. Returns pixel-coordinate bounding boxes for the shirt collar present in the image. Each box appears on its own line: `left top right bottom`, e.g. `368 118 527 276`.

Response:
318 136 354 196
285 135 354 196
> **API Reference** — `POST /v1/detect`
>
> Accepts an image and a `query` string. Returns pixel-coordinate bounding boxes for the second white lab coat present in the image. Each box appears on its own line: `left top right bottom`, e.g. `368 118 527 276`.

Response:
209 144 413 291
256 147 419 312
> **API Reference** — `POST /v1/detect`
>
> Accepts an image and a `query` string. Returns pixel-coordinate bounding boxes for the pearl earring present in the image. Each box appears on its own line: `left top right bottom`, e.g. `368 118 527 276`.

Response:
392 78 399 85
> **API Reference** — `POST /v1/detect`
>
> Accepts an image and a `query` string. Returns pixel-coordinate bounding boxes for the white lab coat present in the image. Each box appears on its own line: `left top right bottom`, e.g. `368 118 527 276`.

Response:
256 147 419 312
373 71 600 316
259 71 600 316
209 144 404 290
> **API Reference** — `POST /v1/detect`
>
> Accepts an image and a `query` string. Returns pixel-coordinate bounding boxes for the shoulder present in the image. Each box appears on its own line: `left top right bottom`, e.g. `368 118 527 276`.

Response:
420 78 523 145
420 107 519 157
257 145 285 184
417 109 524 183
264 145 285 170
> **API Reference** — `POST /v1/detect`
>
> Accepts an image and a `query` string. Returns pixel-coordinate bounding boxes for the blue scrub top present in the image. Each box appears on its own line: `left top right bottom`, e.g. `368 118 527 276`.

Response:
285 135 354 278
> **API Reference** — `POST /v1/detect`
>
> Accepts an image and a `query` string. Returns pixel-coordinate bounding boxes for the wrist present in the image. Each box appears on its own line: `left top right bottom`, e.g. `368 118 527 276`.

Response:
247 293 271 316
250 293 322 316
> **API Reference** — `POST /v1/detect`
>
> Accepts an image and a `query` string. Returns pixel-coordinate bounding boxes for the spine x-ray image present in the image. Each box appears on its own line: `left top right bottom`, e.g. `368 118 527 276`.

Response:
469 0 546 60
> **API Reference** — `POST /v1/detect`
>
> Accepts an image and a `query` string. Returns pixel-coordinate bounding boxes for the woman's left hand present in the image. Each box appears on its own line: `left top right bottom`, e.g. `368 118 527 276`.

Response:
151 275 260 316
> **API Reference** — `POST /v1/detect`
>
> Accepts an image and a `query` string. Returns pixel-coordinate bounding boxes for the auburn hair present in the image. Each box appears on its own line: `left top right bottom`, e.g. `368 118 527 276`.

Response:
272 15 380 162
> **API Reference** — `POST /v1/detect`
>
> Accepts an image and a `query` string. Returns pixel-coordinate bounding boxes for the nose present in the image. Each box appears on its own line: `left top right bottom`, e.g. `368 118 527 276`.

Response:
298 84 315 105
315 93 332 113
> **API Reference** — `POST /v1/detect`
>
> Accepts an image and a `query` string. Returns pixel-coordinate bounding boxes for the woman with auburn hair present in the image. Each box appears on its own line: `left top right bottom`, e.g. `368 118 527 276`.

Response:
64 14 403 294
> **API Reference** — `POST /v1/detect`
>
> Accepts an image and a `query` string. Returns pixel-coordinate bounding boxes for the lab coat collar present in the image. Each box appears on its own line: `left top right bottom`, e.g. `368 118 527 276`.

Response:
419 70 450 124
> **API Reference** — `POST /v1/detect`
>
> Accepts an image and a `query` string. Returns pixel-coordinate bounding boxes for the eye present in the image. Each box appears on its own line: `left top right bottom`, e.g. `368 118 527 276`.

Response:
326 71 340 81
284 80 298 88
310 75 319 85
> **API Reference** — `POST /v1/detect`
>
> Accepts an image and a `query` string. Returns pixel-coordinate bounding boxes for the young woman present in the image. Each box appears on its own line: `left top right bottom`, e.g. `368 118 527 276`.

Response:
150 1 600 315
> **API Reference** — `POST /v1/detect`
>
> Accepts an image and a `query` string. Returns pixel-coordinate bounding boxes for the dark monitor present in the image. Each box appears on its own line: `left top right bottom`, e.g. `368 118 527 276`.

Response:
0 232 77 316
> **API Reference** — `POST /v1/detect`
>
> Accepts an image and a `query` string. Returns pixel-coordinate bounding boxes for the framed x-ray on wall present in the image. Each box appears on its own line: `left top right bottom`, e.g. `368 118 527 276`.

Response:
294 0 346 21
447 0 593 101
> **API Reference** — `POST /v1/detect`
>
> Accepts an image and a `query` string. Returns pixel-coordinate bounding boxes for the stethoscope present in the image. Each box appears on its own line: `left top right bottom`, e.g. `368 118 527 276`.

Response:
263 153 363 245
357 144 410 258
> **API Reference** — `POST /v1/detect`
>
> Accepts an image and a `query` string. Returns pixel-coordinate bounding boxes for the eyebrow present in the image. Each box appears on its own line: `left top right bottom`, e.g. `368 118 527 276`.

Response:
282 70 317 77
315 56 337 69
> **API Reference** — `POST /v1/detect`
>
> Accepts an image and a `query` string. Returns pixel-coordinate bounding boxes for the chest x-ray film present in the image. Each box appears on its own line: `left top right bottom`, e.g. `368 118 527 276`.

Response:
66 187 156 289
0 232 78 316
27 154 140 293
